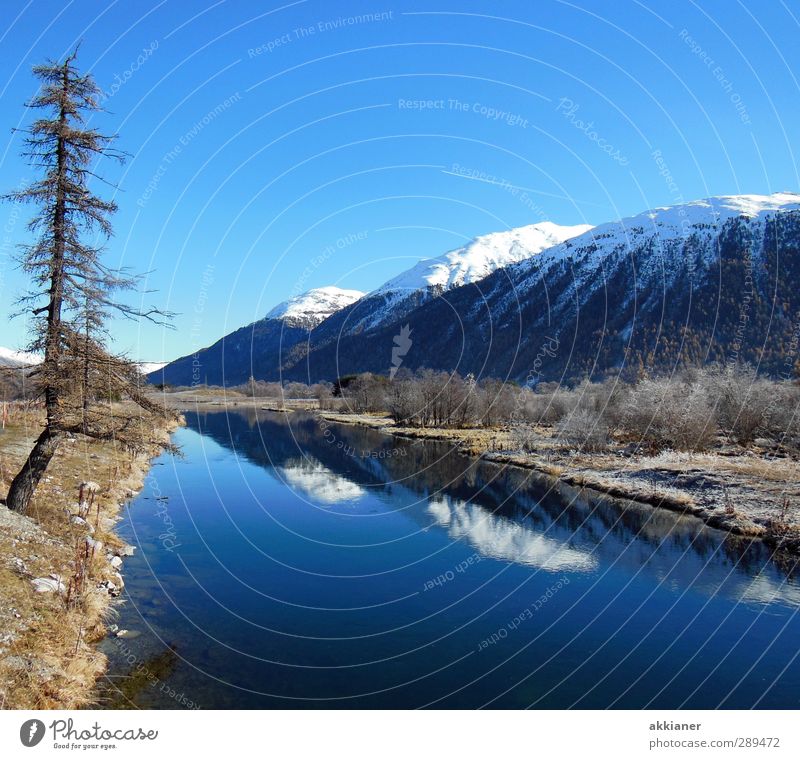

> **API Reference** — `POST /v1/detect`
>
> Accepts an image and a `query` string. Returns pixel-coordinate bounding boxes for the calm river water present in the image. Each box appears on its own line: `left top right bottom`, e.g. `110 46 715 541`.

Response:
97 409 800 709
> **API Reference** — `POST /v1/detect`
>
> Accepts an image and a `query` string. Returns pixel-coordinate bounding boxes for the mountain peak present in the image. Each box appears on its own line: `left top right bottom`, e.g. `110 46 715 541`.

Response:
266 286 365 328
153 190 800 386
511 191 800 281
373 220 594 296
636 191 800 229
0 347 41 367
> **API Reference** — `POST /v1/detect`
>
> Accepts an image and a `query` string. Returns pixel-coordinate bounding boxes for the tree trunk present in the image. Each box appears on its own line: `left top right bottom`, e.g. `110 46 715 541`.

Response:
4 428 61 514
82 314 90 435
43 62 68 430
5 62 69 515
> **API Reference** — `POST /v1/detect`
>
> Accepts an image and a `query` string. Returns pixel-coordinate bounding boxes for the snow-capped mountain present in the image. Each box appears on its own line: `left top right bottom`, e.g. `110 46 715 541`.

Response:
265 286 364 329
0 347 39 400
289 192 800 382
1 348 166 376
2 347 166 381
514 192 800 288
152 225 590 385
480 192 800 330
154 192 800 386
377 222 593 294
0 347 41 367
344 221 592 333
152 286 365 386
138 361 167 375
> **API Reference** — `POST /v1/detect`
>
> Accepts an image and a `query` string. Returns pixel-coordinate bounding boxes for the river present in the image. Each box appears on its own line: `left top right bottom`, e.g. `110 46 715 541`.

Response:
96 409 800 708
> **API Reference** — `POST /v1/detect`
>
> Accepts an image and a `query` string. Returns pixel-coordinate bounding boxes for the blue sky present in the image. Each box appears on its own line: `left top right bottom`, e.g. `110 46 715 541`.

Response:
1 0 798 362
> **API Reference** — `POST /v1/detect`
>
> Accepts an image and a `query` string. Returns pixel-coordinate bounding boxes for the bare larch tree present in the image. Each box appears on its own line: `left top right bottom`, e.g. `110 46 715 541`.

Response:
3 49 174 514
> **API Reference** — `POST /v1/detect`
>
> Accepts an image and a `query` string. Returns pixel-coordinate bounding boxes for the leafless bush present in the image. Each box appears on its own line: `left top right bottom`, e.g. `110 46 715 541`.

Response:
707 365 774 445
387 376 424 424
518 384 574 425
314 381 336 410
232 378 284 397
576 377 628 431
224 366 797 456
556 407 610 452
342 373 389 413
510 422 537 452
475 378 516 427
283 381 316 399
622 376 717 452
760 381 800 448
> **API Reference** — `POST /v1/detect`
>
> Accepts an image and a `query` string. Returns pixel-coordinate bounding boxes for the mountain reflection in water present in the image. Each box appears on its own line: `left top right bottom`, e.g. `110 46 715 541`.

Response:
97 409 800 709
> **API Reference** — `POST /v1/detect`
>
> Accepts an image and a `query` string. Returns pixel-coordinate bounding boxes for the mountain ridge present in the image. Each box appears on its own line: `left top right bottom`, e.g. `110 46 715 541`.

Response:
152 192 800 386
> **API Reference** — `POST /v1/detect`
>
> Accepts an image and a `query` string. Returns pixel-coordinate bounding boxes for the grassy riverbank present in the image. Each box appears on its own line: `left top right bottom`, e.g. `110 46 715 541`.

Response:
318 410 800 557
153 386 318 413
0 405 180 709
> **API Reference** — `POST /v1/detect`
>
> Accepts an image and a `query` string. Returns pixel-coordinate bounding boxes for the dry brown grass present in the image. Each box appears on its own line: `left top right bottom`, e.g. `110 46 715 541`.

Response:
0 405 178 709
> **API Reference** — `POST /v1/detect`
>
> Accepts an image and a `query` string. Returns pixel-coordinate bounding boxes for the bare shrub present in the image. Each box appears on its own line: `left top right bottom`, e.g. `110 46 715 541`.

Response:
556 407 609 452
476 379 518 427
313 381 335 410
510 422 537 452
387 377 424 425
515 390 548 425
343 373 389 413
523 385 575 425
580 376 629 432
708 365 774 445
284 381 315 399
764 383 800 449
623 376 717 452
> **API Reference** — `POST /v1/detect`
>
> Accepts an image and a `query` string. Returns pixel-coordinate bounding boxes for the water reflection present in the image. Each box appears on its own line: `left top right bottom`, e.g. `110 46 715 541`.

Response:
277 458 366 505
96 409 800 709
189 409 796 601
427 495 598 572
738 572 800 607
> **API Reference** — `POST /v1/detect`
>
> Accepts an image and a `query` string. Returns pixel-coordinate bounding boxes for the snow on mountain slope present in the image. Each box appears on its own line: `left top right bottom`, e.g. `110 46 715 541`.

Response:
0 347 41 367
641 192 800 228
533 192 800 273
374 221 594 295
138 361 167 375
158 191 800 387
341 221 593 334
288 190 800 384
265 286 365 329
152 286 366 385
496 191 800 319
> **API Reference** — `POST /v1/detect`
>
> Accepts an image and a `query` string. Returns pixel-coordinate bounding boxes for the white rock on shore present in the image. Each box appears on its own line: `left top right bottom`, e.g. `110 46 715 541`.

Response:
32 577 65 594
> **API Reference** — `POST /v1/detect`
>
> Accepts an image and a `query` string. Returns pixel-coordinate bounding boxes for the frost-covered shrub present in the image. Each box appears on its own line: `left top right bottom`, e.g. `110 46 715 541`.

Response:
622 376 717 452
706 365 775 445
556 407 610 451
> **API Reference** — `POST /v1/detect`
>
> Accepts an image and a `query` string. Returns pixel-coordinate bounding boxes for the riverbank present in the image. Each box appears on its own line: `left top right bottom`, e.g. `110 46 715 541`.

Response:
153 386 317 413
318 410 800 558
0 405 181 709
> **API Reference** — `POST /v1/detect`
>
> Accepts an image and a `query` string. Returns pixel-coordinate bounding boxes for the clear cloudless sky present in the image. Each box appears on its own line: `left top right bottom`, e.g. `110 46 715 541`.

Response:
1 0 799 362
